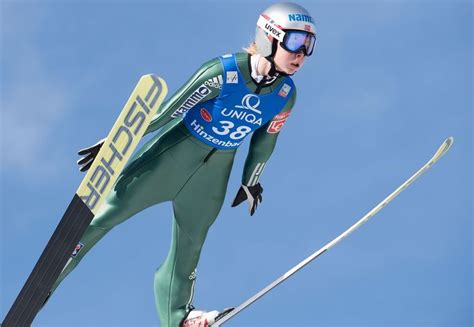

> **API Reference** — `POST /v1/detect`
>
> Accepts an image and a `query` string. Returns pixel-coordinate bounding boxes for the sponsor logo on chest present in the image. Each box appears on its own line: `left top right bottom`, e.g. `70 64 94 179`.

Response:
204 75 223 89
226 71 238 84
221 94 263 126
171 85 211 118
278 83 292 98
200 108 212 122
267 111 291 134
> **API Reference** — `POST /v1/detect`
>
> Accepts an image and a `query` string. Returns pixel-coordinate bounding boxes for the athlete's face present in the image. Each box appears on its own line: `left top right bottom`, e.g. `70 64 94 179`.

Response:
273 42 306 75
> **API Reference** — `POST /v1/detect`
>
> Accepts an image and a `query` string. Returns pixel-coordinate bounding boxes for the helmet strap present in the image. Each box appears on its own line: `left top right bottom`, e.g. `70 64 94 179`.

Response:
265 55 290 77
266 39 294 77
265 55 278 77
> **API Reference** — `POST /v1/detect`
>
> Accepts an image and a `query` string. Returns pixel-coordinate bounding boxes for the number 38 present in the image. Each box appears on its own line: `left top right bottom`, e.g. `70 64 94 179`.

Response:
212 121 251 140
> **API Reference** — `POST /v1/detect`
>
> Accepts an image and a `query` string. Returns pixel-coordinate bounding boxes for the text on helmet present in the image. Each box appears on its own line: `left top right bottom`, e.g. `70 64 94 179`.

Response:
288 14 314 24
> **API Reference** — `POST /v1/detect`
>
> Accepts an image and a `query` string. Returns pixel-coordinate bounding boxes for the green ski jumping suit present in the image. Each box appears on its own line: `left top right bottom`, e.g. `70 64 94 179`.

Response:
50 52 297 326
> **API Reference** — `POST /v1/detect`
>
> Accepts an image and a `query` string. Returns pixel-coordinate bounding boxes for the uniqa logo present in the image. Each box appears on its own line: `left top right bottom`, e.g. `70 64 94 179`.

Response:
235 94 261 114
221 108 263 126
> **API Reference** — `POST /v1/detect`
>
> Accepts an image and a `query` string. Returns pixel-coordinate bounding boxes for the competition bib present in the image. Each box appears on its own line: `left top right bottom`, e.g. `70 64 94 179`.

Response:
183 54 294 149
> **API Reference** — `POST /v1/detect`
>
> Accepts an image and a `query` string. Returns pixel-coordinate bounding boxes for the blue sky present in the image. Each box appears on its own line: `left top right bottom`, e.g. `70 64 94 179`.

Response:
1 1 472 326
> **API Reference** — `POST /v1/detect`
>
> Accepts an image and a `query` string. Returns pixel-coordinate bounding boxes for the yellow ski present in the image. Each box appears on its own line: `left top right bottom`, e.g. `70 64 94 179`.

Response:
2 75 167 327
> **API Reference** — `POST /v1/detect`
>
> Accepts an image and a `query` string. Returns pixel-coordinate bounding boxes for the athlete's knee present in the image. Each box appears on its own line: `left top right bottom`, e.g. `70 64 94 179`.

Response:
89 199 131 229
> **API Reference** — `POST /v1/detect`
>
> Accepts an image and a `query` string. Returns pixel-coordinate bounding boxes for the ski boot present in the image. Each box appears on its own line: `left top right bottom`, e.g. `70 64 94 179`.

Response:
181 307 234 327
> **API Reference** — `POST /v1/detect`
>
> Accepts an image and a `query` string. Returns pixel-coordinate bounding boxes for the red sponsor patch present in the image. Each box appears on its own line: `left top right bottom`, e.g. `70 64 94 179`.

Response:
267 111 291 134
71 242 84 258
200 108 212 122
304 24 311 32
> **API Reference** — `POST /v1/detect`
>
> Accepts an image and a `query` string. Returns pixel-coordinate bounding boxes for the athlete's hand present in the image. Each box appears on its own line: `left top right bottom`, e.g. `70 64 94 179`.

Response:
231 183 263 216
77 138 105 172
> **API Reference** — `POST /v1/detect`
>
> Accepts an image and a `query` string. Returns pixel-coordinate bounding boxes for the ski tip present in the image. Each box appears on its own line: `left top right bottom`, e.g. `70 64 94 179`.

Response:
431 136 454 163
446 136 454 146
443 136 454 152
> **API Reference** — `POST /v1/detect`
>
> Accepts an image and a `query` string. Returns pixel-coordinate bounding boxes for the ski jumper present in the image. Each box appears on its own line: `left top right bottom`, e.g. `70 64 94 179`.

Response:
50 53 297 326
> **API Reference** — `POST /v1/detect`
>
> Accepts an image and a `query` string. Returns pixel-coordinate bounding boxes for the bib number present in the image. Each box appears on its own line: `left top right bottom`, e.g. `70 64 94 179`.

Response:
212 120 251 140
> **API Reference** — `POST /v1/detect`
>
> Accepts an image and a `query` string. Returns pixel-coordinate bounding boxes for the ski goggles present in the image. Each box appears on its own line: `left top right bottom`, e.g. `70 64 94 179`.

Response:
257 15 316 56
280 30 316 56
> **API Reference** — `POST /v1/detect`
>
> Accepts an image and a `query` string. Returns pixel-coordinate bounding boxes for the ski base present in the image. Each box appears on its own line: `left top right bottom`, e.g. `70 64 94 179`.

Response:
2 74 167 326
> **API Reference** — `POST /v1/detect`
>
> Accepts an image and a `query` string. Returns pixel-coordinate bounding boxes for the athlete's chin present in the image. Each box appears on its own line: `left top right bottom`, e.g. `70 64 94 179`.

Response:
285 64 301 75
284 67 298 75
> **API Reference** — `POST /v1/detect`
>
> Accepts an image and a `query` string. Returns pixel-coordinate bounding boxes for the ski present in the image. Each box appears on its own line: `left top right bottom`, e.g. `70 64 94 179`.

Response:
212 137 454 326
2 74 167 327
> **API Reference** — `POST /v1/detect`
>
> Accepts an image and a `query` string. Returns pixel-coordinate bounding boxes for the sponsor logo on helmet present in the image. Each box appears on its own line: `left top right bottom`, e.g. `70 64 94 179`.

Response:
269 19 284 30
171 85 211 118
258 15 284 41
267 111 291 134
304 24 311 32
226 71 238 84
278 83 292 98
71 242 84 258
288 13 314 24
264 23 282 38
204 75 223 89
200 108 212 122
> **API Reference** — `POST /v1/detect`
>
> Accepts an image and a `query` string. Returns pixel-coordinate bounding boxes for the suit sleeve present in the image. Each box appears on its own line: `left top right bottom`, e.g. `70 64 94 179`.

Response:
144 58 224 135
241 88 297 186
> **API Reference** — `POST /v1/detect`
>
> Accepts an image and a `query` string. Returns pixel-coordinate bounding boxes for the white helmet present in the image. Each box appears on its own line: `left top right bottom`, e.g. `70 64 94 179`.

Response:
255 2 316 57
